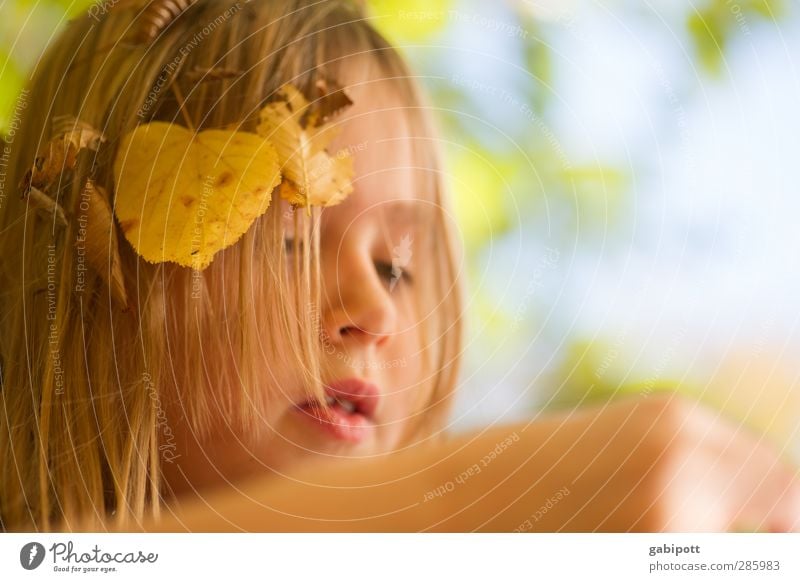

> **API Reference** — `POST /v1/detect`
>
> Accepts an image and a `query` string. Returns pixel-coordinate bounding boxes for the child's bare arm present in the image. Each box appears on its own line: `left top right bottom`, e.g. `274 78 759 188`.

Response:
136 395 799 532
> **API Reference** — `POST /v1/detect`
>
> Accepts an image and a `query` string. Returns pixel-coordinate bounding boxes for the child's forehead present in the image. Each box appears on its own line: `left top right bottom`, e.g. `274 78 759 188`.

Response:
330 82 416 167
331 189 429 224
328 81 429 209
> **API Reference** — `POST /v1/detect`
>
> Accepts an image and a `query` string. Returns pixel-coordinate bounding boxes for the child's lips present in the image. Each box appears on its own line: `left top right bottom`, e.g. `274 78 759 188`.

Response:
294 377 380 443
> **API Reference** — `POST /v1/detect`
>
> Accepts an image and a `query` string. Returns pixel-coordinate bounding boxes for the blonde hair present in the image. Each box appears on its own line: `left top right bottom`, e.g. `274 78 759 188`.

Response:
0 0 463 531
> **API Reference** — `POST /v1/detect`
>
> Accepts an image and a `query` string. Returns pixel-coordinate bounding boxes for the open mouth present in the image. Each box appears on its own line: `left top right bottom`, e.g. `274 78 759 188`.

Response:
295 377 380 443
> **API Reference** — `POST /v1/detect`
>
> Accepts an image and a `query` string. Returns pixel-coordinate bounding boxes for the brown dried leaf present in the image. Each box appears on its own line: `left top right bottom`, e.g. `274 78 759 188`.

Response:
50 115 102 142
21 142 76 194
304 77 354 128
276 179 304 207
256 83 354 209
20 118 105 195
80 180 128 309
25 187 68 226
61 125 105 153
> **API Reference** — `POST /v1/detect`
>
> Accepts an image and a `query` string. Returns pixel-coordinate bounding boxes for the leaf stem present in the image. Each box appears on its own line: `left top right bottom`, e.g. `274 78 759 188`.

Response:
170 82 195 131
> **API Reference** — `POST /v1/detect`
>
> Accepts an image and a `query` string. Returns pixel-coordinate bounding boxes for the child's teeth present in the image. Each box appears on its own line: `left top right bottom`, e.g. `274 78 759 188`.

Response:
338 398 356 413
323 394 358 413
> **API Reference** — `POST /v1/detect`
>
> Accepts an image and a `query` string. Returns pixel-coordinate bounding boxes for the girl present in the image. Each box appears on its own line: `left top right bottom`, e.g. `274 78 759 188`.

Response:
1 0 797 533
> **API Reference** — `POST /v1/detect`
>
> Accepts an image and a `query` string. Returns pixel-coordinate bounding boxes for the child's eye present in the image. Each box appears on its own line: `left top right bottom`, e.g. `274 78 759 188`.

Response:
374 260 414 287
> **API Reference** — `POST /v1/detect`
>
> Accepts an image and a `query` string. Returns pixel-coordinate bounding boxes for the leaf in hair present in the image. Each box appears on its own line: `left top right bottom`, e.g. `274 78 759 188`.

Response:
19 119 105 195
79 179 128 309
25 187 68 226
256 83 354 209
112 121 281 269
305 78 355 127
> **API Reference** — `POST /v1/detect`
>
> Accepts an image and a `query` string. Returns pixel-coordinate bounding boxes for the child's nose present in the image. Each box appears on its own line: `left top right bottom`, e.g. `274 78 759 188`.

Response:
321 255 396 348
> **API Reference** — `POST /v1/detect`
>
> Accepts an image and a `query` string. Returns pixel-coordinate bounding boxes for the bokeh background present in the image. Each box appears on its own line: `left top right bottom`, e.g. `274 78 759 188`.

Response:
2 0 798 460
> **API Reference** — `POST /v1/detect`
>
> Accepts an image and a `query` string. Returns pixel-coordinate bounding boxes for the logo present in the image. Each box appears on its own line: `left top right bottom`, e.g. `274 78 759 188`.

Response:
20 542 46 570
389 234 413 292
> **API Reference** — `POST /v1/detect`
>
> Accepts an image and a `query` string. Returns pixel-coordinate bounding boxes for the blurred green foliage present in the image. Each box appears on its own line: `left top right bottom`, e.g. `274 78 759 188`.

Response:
366 0 453 44
0 0 94 131
687 0 787 76
545 339 698 410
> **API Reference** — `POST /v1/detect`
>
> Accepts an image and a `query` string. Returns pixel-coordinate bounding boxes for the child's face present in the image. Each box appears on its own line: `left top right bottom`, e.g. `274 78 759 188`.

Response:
272 86 432 462
165 82 437 492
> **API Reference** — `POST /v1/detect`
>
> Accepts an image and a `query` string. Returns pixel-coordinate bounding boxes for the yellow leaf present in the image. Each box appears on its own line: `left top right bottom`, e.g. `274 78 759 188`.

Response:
257 84 354 208
113 122 281 270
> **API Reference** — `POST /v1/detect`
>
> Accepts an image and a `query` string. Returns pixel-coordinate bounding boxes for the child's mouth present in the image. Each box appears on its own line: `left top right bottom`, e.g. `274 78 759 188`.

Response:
294 377 380 443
